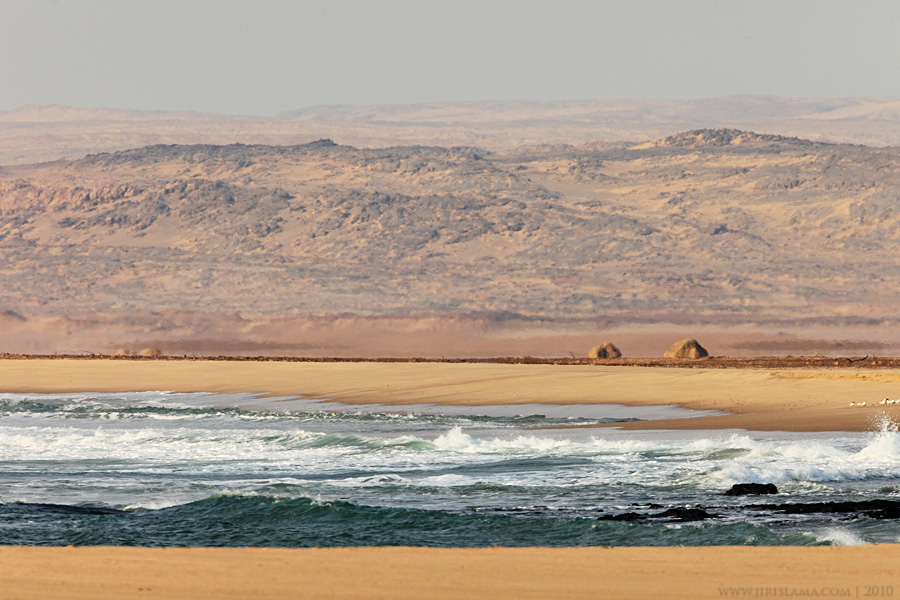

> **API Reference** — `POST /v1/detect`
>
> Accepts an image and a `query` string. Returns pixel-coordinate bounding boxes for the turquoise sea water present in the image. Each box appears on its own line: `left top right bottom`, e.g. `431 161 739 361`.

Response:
0 392 898 547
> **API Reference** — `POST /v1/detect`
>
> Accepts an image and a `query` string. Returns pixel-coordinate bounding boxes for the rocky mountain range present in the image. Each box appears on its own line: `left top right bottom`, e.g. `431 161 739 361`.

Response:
2 125 900 357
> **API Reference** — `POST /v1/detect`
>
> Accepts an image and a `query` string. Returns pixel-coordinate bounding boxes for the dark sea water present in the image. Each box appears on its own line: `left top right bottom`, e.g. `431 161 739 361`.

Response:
1 392 898 547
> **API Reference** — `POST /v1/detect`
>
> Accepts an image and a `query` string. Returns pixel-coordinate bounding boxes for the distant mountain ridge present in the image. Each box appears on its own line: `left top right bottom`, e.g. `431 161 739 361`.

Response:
7 96 900 125
275 96 900 123
0 104 228 123
4 96 900 167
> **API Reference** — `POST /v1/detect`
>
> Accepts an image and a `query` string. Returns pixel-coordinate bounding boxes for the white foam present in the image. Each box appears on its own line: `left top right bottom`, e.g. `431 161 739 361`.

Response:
813 527 867 546
419 474 471 486
2 391 899 520
433 426 576 454
327 473 413 488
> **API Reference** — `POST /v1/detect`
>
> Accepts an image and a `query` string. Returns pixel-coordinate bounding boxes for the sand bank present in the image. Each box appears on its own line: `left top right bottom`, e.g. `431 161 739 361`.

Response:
2 545 898 600
2 358 900 431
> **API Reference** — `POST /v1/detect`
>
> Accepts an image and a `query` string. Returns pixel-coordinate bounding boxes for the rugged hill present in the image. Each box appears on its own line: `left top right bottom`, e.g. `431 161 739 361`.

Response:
2 130 900 355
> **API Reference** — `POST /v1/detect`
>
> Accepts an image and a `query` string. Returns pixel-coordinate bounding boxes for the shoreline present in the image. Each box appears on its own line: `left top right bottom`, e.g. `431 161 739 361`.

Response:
2 357 900 431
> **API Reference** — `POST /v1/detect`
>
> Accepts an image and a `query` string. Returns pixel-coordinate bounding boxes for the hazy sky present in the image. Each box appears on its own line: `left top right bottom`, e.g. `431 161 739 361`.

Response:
3 0 900 115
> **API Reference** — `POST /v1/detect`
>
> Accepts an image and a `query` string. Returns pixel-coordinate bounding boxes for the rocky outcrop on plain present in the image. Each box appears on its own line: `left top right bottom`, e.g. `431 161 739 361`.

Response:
588 343 621 359
650 128 813 148
664 339 709 359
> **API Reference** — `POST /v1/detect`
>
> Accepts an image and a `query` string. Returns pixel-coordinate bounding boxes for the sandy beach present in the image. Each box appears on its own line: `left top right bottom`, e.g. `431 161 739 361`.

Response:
2 358 900 431
2 358 900 599
2 545 898 600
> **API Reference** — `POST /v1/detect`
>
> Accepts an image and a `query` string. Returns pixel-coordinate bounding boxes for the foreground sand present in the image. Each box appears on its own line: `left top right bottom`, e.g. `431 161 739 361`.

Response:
2 358 900 431
2 545 898 600
3 358 900 598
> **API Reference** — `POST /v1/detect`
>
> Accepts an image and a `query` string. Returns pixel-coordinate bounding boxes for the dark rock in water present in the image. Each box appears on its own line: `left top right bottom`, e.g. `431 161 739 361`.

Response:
597 511 644 522
598 506 718 522
725 483 778 496
654 507 717 522
755 499 900 519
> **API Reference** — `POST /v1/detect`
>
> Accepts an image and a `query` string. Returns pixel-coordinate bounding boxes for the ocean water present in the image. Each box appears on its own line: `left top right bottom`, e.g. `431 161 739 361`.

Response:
0 391 899 548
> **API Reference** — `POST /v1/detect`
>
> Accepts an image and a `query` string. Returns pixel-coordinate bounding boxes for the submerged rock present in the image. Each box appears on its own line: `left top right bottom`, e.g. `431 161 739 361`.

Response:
655 507 717 521
597 506 718 522
755 499 900 519
597 511 644 522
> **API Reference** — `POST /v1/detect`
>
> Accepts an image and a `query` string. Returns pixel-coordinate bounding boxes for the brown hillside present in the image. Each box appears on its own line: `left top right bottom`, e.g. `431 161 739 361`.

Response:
3 130 900 355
